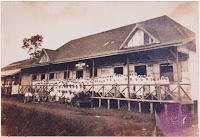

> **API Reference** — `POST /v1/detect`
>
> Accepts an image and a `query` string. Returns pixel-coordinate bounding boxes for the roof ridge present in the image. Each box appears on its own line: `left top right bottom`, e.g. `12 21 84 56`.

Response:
56 15 168 51
65 15 167 43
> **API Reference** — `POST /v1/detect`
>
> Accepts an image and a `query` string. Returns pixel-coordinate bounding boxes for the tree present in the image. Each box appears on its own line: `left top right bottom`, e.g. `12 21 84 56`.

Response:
22 34 43 58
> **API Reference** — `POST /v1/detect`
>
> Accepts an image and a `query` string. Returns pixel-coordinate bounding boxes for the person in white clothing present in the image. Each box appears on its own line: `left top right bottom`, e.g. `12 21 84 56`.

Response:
24 92 33 103
55 91 62 102
49 90 56 102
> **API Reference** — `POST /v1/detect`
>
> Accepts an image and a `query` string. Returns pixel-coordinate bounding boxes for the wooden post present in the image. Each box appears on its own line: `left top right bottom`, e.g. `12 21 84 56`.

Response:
99 98 101 108
191 103 195 115
114 85 117 97
178 103 182 114
118 100 120 110
92 59 95 97
176 47 181 101
164 104 168 115
67 65 69 80
139 102 142 112
107 99 110 110
127 54 130 98
142 85 145 100
102 85 105 97
91 101 93 108
128 101 131 111
150 102 153 114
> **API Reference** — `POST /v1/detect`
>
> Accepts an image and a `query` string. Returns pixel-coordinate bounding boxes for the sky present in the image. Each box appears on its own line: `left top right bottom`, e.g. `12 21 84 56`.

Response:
1 1 199 67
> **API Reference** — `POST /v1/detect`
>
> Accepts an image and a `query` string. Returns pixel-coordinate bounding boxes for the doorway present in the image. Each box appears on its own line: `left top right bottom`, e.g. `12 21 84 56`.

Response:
76 70 83 79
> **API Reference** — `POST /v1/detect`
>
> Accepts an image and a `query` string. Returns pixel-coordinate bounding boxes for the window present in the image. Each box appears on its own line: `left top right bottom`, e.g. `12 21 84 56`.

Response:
64 71 70 79
135 65 147 76
41 74 45 80
32 74 37 80
49 73 54 80
76 70 83 79
114 67 123 75
160 63 174 81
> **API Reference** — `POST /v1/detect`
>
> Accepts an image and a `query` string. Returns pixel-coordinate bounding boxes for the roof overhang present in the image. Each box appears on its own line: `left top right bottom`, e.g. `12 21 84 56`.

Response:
1 69 21 77
22 38 195 69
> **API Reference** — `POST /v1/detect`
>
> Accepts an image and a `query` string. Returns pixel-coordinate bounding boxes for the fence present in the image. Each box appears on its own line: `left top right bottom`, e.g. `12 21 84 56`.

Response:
16 83 192 104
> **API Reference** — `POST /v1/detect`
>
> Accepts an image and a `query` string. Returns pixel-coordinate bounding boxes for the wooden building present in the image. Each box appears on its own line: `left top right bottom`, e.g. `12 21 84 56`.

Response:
1 59 39 95
1 15 198 111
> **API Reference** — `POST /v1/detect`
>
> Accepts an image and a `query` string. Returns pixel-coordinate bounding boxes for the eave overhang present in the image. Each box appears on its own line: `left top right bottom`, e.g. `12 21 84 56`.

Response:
22 37 195 70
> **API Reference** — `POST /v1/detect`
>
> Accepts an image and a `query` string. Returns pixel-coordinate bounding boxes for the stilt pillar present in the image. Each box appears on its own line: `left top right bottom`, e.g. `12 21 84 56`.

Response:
99 98 101 108
164 104 168 115
118 100 120 110
150 102 153 114
107 99 110 110
91 100 93 108
191 103 195 115
139 102 142 112
128 101 131 111
178 103 182 114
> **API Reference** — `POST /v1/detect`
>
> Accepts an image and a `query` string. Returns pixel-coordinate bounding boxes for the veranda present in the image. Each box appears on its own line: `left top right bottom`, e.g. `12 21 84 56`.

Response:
18 46 194 113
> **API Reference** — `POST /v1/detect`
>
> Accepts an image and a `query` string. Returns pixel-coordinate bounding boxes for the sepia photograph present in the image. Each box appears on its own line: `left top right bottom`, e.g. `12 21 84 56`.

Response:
1 1 199 136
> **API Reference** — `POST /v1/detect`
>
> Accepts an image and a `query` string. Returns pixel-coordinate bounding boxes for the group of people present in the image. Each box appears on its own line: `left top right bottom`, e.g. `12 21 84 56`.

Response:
24 73 170 103
24 87 77 104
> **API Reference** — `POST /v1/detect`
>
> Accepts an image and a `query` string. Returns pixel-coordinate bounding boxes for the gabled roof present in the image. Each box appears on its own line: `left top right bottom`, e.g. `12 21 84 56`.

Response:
4 15 195 70
49 15 195 64
120 24 160 49
43 48 57 61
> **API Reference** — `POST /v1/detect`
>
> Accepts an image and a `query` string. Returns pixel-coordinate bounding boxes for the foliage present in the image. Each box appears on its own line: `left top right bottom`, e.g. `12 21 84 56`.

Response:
22 34 43 58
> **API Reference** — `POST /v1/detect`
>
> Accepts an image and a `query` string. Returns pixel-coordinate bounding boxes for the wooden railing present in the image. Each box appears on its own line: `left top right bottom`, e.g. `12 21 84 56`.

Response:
17 83 192 103
1 86 12 95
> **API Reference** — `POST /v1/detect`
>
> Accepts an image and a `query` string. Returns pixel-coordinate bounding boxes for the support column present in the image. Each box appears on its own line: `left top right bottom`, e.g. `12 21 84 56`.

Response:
191 103 195 115
127 54 130 98
139 102 142 112
92 59 95 97
150 102 153 114
102 85 105 97
176 47 181 101
67 65 69 80
169 48 181 102
128 101 131 111
99 98 101 108
91 101 93 108
118 100 120 110
107 99 110 110
178 103 182 114
164 104 168 115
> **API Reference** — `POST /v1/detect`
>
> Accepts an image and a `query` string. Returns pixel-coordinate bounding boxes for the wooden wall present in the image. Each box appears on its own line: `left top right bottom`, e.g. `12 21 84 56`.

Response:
21 73 31 85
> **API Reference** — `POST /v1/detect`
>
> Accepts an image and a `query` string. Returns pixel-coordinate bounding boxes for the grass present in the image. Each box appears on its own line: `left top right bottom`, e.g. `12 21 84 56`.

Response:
2 96 198 136
1 99 163 136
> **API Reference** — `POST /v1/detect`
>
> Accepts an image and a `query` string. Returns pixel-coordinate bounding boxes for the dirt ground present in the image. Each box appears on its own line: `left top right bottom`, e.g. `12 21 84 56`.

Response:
1 97 198 136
